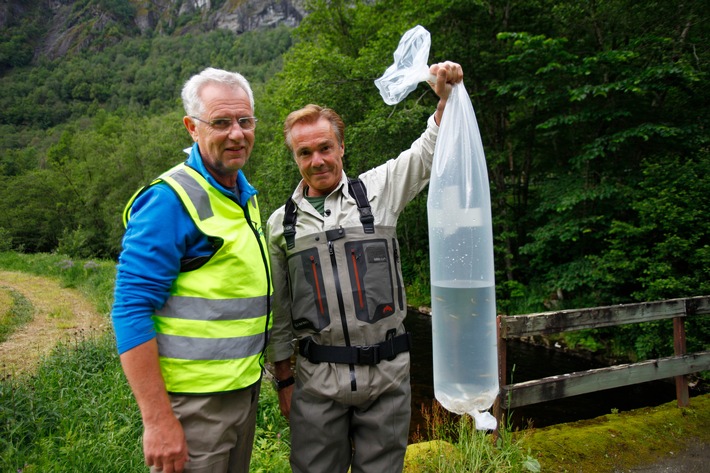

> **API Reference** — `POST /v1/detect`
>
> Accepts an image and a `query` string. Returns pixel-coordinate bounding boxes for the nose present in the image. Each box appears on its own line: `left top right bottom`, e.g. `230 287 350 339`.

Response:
227 121 246 139
310 152 325 167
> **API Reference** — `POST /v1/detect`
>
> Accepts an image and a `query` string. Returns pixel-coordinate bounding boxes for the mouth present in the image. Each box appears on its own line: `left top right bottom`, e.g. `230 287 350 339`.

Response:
225 146 245 156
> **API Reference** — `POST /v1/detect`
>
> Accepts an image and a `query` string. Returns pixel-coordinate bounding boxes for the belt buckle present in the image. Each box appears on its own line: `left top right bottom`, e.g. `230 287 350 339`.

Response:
301 338 320 364
357 345 380 365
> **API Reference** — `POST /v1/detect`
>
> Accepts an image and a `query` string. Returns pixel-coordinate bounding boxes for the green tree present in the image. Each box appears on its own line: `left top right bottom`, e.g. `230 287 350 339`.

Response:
493 0 708 307
0 170 67 252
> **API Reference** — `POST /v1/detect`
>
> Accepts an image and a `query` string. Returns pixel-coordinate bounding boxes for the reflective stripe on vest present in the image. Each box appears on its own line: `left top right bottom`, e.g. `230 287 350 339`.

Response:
126 163 272 394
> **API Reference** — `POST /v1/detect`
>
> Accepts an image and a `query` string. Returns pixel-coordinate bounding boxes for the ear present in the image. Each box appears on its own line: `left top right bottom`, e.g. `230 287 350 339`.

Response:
183 116 198 141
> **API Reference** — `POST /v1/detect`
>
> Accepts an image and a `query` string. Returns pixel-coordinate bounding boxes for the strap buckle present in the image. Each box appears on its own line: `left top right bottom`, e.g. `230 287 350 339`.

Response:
300 338 319 364
357 345 380 365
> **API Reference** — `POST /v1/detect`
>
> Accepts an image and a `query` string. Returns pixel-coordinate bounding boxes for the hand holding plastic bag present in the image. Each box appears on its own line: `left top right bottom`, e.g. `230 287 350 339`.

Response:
374 25 432 105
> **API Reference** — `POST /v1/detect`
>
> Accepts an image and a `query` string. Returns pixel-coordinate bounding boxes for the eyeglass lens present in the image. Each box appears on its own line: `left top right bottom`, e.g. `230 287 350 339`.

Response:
193 116 257 131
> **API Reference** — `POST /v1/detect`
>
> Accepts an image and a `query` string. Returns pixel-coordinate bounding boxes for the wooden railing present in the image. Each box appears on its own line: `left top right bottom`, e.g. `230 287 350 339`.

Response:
494 295 710 422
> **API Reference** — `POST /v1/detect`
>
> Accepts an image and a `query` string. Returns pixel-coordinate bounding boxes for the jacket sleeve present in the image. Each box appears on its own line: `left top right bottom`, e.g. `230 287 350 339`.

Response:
265 206 296 363
363 114 440 216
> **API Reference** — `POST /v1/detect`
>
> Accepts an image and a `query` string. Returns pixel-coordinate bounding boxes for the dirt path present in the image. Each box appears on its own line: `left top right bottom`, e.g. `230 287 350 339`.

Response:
0 271 108 375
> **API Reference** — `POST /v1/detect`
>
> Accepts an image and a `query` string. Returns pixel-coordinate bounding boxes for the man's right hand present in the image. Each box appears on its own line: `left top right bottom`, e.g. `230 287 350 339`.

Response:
143 416 189 473
119 340 189 473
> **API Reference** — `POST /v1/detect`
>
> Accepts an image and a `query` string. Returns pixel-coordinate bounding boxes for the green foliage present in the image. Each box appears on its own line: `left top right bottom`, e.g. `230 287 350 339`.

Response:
0 228 14 252
563 329 610 354
0 171 68 253
618 153 709 301
251 384 291 472
0 0 708 359
0 25 292 257
0 0 45 72
0 26 293 129
496 3 709 305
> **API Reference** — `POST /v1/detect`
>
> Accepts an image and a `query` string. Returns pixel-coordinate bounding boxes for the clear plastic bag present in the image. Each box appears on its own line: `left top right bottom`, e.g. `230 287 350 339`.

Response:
374 25 432 105
375 25 498 431
427 81 499 432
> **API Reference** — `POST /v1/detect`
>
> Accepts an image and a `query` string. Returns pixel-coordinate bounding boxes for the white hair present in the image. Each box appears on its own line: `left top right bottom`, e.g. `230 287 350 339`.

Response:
181 67 254 117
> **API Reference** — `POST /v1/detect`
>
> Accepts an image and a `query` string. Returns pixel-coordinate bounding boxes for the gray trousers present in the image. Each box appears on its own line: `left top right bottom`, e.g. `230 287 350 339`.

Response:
151 382 260 473
289 375 411 473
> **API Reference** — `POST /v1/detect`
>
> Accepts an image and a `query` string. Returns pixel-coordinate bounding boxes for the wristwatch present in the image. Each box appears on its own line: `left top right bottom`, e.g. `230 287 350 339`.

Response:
274 375 295 391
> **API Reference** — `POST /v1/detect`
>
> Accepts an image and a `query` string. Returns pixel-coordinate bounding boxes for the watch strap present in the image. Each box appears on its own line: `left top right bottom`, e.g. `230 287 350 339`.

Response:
276 375 295 390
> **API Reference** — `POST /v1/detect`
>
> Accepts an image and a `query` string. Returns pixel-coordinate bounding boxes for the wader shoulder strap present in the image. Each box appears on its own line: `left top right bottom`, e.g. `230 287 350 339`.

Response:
282 177 374 249
283 197 298 250
347 178 375 234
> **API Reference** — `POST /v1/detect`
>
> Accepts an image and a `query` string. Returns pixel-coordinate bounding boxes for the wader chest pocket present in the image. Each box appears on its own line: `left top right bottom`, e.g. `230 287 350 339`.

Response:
287 248 330 331
345 239 396 323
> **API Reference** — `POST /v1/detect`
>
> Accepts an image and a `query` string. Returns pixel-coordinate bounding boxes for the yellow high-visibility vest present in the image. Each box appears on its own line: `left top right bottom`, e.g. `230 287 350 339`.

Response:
124 163 272 394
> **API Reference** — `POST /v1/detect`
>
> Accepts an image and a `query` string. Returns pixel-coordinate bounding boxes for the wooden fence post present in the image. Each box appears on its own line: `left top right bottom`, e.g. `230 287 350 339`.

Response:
673 309 689 407
494 315 507 433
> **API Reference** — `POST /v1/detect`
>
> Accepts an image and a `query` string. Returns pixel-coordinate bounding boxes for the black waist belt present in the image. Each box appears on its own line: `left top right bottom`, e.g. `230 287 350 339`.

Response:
299 333 412 365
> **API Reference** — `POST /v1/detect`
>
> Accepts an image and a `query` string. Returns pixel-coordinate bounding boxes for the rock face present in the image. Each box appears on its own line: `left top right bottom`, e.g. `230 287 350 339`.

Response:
5 0 306 61
133 0 306 35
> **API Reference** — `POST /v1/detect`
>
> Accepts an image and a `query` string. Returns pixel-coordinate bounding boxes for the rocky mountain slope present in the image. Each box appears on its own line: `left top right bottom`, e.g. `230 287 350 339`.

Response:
1 0 306 61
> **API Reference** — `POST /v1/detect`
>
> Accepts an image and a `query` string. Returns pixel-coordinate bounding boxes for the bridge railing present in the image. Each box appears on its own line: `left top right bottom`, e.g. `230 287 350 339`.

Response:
494 295 710 423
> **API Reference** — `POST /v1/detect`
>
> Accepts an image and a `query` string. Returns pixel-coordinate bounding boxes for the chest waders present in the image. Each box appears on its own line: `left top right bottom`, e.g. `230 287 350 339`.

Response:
124 163 272 394
282 178 411 391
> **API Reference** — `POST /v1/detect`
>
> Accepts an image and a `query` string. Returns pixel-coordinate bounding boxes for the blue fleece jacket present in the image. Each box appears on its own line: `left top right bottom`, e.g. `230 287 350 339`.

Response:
111 143 258 355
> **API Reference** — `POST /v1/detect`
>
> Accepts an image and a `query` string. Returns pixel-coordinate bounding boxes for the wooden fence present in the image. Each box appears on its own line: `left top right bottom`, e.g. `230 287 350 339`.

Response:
494 295 710 422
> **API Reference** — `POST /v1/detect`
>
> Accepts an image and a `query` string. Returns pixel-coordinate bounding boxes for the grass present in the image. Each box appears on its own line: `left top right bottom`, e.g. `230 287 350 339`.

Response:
0 329 291 472
0 251 116 315
0 287 33 343
251 383 291 472
405 403 541 472
0 333 144 472
0 251 292 472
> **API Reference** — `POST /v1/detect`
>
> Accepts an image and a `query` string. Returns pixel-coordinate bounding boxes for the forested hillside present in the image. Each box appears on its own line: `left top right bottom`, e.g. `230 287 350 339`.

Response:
1 0 708 356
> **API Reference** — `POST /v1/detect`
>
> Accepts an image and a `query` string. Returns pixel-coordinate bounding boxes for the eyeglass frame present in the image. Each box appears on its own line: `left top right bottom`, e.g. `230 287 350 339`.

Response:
190 115 259 131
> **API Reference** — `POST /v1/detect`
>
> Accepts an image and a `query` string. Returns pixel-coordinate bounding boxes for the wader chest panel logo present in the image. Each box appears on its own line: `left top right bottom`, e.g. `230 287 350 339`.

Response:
367 246 388 263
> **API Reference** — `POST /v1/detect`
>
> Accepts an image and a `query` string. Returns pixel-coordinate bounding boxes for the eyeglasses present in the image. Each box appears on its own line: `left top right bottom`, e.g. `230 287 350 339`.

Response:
191 116 258 131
